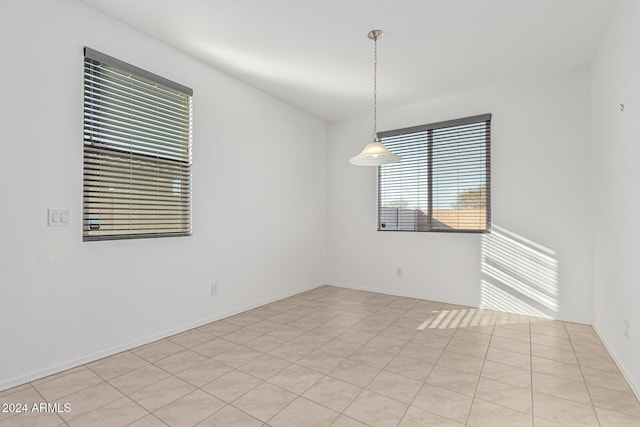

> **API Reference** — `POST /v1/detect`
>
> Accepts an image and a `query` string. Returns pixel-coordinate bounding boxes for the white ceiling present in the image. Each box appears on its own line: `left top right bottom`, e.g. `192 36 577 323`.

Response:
80 0 616 122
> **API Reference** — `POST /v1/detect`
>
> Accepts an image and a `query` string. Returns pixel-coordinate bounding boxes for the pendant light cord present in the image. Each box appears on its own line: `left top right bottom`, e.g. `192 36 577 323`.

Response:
373 35 378 139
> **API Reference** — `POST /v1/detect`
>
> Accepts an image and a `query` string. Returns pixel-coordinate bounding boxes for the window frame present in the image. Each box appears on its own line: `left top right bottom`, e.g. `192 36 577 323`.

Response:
82 47 193 241
377 114 491 233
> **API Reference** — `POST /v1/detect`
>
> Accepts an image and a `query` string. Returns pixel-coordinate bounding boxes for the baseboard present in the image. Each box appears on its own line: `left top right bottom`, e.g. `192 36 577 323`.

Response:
592 323 640 401
327 281 477 308
327 282 591 325
0 283 323 392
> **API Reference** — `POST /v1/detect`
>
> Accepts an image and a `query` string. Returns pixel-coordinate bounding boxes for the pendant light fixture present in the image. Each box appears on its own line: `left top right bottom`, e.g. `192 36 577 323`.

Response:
350 29 401 166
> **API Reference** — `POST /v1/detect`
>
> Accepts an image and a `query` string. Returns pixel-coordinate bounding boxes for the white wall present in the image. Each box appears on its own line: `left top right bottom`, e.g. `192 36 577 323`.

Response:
327 69 593 324
0 0 326 390
591 0 640 396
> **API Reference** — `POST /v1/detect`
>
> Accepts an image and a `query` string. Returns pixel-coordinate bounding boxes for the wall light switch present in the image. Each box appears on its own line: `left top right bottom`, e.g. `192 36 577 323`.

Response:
48 209 70 227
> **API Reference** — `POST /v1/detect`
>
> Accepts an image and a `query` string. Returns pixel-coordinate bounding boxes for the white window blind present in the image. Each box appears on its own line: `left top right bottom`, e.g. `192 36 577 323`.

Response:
378 114 491 233
83 48 193 241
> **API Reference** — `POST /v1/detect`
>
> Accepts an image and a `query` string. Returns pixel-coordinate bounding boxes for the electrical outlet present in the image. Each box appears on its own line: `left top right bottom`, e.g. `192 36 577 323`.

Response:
396 267 403 277
211 282 219 296
624 319 629 338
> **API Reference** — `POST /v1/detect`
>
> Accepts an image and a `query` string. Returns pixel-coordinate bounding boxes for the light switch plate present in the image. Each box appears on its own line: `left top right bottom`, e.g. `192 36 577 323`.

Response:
48 209 70 227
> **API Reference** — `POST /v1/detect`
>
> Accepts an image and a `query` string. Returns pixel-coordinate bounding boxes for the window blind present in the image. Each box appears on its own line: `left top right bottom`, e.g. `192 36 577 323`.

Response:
83 48 193 241
378 114 491 233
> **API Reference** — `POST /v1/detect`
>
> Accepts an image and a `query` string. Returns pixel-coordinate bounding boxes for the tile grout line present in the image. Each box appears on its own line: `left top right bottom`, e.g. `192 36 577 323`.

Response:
386 302 453 423
333 298 417 426
197 295 379 426
401 308 473 427
457 327 491 427
529 318 534 427
257 294 386 427
73 363 151 426
464 316 540 425
30 382 69 426
316 297 436 426
566 324 603 427
463 317 497 426
111 335 266 425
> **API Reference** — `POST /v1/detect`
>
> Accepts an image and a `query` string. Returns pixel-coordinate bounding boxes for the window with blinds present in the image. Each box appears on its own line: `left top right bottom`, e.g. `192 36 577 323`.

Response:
83 48 193 241
378 114 491 233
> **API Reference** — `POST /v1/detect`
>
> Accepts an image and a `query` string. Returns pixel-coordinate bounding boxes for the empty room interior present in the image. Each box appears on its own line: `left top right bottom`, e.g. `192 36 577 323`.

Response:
1 0 640 426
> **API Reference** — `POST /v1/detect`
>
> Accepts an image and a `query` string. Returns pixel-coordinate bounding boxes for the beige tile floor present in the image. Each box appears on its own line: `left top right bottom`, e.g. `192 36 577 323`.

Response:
2 285 640 426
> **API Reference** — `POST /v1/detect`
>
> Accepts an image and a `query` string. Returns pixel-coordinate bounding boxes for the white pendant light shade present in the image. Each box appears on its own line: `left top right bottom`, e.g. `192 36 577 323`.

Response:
350 138 402 166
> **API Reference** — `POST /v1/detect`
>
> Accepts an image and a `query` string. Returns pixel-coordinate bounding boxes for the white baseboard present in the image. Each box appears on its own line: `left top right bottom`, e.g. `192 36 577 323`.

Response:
592 324 640 401
327 282 591 325
328 281 482 309
0 283 323 392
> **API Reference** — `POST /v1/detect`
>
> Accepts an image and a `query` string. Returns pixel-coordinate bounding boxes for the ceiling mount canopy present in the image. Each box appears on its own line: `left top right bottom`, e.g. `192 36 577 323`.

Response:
367 28 384 41
350 29 401 166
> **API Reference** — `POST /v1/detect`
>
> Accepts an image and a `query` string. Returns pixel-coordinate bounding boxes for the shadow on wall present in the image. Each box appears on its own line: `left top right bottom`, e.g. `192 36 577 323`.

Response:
480 224 560 318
